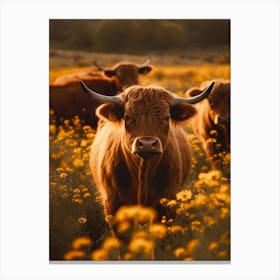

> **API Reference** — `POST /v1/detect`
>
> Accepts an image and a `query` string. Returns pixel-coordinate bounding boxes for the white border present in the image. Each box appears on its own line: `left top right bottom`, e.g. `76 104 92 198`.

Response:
1 0 279 279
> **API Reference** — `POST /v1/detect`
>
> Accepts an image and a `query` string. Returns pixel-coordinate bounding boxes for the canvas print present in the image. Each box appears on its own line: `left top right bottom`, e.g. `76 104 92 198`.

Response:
49 19 230 261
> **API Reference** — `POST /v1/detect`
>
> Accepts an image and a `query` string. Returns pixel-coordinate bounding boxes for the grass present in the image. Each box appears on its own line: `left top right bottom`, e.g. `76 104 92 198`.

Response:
49 50 230 261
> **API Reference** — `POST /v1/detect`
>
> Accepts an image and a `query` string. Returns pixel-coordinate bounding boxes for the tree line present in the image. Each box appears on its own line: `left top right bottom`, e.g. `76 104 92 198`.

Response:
49 19 230 53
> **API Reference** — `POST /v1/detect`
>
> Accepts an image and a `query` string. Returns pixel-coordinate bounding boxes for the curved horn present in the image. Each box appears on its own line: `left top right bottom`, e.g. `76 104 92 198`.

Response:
79 80 123 106
172 81 215 106
93 61 105 71
138 58 150 67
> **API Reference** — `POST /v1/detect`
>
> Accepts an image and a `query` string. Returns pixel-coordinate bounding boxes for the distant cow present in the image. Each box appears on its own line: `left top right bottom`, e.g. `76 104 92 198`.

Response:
186 79 230 162
50 59 153 128
80 80 214 225
53 68 101 86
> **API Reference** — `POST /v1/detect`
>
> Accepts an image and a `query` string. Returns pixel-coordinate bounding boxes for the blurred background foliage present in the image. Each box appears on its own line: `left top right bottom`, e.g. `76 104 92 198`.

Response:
49 19 230 54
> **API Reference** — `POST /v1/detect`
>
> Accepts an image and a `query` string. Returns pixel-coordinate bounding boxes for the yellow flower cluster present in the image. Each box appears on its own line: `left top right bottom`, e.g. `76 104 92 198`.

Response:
63 237 93 260
114 205 157 225
91 237 122 261
50 112 230 261
174 239 199 260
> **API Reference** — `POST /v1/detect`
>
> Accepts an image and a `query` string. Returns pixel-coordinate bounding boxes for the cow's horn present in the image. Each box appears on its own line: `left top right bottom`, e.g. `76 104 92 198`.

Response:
93 61 105 71
138 58 150 67
79 80 123 106
172 81 215 105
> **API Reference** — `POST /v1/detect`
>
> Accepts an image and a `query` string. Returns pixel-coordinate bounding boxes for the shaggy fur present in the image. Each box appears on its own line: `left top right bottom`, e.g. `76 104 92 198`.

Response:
90 85 198 222
187 79 230 160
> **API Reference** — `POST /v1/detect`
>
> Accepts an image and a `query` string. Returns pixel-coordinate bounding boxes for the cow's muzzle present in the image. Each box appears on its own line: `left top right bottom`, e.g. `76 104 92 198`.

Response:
132 136 163 160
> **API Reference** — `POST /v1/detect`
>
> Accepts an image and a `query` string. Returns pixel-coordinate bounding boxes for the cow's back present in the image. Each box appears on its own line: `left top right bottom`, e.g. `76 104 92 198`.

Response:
50 78 118 127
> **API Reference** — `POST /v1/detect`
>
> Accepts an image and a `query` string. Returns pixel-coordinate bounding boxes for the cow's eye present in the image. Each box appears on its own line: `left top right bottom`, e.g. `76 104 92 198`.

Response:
124 115 131 122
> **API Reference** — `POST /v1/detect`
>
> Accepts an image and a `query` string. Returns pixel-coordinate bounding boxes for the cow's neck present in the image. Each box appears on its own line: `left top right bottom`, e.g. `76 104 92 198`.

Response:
134 156 162 205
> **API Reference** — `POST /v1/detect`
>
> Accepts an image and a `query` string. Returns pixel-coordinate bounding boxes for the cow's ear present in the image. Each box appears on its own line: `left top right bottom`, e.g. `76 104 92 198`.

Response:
104 69 116 77
186 88 203 97
96 103 124 122
138 65 153 75
170 103 197 122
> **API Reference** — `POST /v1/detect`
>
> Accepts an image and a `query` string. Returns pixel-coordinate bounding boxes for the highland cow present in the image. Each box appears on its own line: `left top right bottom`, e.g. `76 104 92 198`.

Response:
186 79 230 163
80 80 215 225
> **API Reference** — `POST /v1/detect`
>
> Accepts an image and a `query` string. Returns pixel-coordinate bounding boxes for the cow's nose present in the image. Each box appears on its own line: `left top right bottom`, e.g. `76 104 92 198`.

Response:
132 136 163 159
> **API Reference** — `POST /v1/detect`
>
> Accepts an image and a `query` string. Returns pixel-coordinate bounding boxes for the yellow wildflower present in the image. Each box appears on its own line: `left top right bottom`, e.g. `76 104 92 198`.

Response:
49 124 56 134
64 120 70 126
193 194 207 206
102 237 121 251
59 172 68 179
174 247 186 259
72 198 83 204
72 193 80 199
186 239 199 254
167 200 177 207
198 172 207 180
203 216 215 226
72 237 93 250
81 187 89 193
86 133 95 139
80 139 88 147
123 253 133 260
160 197 169 206
210 130 218 136
128 238 153 255
207 170 222 181
117 221 131 234
114 205 137 222
72 158 84 168
83 192 92 198
191 221 203 232
78 217 87 224
64 250 86 260
220 207 229 219
150 224 167 239
114 205 156 224
208 242 219 251
132 231 149 240
220 184 229 193
206 137 217 144
137 207 157 224
65 139 78 147
176 189 192 201
161 215 167 224
217 250 228 259
82 125 92 132
168 225 183 233
59 185 67 191
167 218 174 224
216 193 230 204
187 134 196 142
91 249 108 261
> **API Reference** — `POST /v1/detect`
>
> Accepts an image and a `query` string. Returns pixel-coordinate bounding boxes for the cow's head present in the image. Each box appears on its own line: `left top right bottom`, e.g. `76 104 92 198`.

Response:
93 59 153 91
80 81 214 160
188 80 230 125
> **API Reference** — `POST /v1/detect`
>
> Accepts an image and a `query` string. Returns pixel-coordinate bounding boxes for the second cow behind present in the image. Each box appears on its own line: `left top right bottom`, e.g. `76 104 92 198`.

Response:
186 79 230 165
50 59 153 128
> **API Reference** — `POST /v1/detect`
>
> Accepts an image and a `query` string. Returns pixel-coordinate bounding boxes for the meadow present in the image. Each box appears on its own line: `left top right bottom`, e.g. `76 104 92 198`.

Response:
49 49 230 261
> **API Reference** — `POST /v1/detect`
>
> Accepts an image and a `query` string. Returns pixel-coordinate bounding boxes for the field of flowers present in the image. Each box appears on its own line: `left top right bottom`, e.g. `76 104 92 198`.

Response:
49 55 230 261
